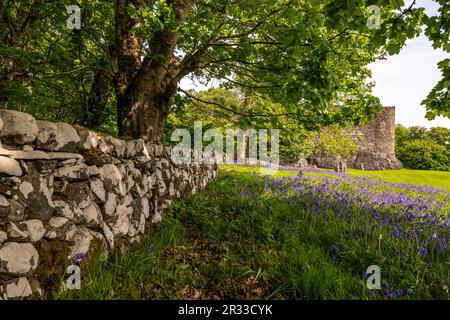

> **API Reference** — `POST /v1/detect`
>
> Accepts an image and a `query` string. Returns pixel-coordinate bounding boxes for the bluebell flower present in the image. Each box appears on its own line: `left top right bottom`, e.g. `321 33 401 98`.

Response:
73 253 86 263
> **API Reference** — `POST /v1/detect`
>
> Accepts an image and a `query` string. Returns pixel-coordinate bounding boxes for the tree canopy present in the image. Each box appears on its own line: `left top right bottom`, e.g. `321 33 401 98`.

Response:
0 0 448 142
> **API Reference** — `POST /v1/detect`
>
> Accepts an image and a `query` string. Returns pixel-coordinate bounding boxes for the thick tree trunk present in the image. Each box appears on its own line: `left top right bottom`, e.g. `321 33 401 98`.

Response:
114 0 196 142
119 88 172 142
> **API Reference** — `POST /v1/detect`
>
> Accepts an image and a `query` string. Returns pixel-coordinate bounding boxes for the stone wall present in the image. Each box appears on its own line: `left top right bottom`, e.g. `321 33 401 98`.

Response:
347 106 402 170
309 107 403 171
0 110 217 299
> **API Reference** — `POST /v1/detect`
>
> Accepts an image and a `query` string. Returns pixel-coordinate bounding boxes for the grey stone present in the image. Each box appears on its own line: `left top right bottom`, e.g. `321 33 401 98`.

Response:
66 227 93 257
98 136 115 154
309 107 403 171
45 217 70 240
36 121 80 152
25 191 55 221
111 138 127 158
47 152 83 160
1 277 33 299
99 164 126 195
141 198 150 219
20 220 45 242
64 182 93 209
101 222 114 250
104 192 118 216
90 179 105 203
88 166 100 177
126 139 149 159
53 200 74 220
109 195 133 237
0 242 39 274
54 164 89 181
0 156 23 176
6 222 28 240
99 164 122 186
0 149 50 160
79 130 98 150
0 110 39 145
19 181 33 199
81 203 102 227
49 217 69 228
0 231 7 244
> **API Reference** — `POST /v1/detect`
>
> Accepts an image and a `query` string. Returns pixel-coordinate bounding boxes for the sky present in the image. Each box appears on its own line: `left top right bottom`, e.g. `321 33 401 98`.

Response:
369 0 450 128
182 0 450 129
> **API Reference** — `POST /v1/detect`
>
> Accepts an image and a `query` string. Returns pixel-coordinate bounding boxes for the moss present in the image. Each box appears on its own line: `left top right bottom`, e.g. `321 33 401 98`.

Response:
34 240 71 297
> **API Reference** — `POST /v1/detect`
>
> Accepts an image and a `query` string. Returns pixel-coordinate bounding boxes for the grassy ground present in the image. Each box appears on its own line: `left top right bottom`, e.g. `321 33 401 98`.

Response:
221 165 450 190
55 166 450 300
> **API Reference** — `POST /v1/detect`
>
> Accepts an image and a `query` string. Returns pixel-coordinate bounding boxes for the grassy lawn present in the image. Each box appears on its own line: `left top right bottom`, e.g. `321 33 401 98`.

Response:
55 166 450 300
221 165 450 190
347 169 450 191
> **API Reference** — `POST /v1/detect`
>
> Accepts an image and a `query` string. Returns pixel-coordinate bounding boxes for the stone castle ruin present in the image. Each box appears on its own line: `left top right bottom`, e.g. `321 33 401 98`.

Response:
310 107 403 171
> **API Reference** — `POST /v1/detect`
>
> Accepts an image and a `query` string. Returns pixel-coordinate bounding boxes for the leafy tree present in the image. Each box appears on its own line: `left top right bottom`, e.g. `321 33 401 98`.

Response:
397 139 450 171
312 125 359 160
395 124 410 149
3 0 449 142
163 88 315 163
428 127 450 149
395 125 450 171
422 0 450 119
408 126 429 140
0 0 117 132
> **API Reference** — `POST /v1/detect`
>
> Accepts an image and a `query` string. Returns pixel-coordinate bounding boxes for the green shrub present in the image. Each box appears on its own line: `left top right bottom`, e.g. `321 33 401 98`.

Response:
397 139 450 171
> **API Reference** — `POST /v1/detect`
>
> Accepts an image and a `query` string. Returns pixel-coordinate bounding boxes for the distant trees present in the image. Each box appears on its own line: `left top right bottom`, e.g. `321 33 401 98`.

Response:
396 125 450 171
164 88 362 165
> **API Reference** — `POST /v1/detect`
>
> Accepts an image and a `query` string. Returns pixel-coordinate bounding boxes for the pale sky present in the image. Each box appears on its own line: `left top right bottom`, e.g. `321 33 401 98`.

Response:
182 0 450 129
369 0 450 128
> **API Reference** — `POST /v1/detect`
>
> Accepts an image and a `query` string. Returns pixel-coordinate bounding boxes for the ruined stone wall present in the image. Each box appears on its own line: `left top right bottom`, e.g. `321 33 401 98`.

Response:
0 110 218 299
353 106 396 156
309 107 403 171
347 106 402 170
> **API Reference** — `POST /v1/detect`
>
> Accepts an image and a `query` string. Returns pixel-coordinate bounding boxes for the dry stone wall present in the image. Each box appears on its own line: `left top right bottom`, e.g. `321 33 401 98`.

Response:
0 110 218 299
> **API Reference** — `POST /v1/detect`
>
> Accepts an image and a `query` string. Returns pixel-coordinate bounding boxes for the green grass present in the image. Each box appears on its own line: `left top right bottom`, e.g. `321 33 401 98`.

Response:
222 165 450 190
54 166 450 300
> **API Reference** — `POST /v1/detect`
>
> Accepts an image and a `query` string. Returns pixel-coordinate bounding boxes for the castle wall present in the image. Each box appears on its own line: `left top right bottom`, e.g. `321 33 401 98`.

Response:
356 106 396 156
309 107 403 171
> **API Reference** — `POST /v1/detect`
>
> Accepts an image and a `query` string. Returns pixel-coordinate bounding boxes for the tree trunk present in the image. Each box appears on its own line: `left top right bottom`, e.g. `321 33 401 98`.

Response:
83 45 117 128
114 0 196 142
237 96 253 164
118 88 172 142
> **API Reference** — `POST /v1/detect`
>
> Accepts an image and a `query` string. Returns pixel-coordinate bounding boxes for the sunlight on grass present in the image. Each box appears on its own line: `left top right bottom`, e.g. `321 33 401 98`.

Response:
220 165 450 191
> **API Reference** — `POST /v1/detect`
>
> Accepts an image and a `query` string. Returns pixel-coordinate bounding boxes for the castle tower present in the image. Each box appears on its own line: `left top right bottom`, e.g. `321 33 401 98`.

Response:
358 106 396 156
349 106 403 170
